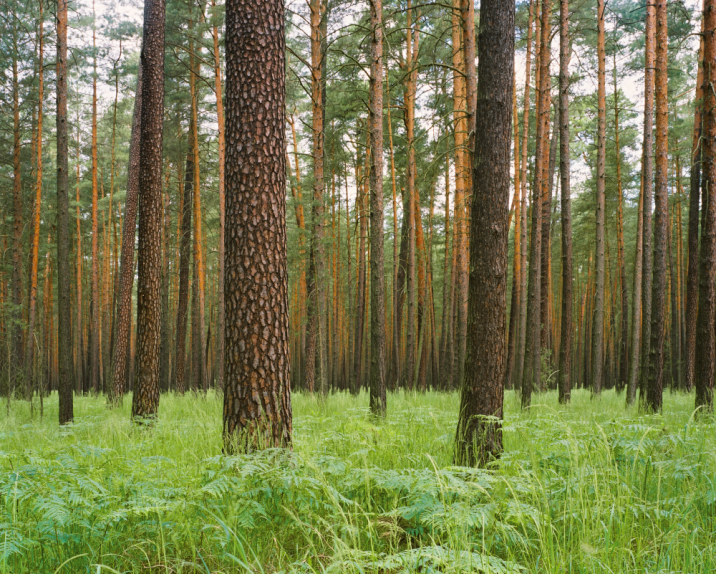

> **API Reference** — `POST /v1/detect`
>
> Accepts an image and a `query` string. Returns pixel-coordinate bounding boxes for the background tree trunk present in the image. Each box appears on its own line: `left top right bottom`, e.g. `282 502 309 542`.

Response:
56 0 73 422
369 0 386 414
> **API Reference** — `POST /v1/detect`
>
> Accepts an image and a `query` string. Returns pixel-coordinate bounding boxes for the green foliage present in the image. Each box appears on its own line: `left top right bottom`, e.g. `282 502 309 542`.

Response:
1 391 716 573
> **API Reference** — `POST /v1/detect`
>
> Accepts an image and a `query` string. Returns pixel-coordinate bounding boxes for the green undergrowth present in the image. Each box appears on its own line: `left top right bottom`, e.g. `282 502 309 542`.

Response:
1 389 715 573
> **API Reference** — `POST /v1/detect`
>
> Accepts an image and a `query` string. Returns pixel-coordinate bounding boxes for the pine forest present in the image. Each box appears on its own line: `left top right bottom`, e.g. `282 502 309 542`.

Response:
1 0 716 571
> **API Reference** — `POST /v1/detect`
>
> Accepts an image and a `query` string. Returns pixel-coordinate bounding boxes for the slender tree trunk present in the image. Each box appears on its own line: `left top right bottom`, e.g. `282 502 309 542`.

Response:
56 0 73 422
131 0 166 420
639 0 656 404
504 81 521 390
26 1 44 401
11 15 23 396
627 174 645 404
386 64 400 389
685 10 705 392
189 20 207 392
212 0 225 392
522 0 551 408
695 0 716 412
110 68 142 404
90 3 100 395
405 1 418 390
516 0 535 391
591 0 606 395
305 0 327 395
440 157 452 389
223 0 291 449
646 0 668 412
175 151 193 394
668 203 680 389
369 0 386 414
455 0 514 466
558 0 572 404
75 117 84 395
613 54 629 393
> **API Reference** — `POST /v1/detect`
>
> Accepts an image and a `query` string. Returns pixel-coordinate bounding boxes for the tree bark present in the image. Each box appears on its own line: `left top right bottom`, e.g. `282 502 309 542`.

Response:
646 0 668 412
175 151 193 394
11 15 23 396
305 0 328 395
369 0 386 414
522 0 550 408
223 0 292 450
695 0 716 412
131 0 166 420
515 0 535 391
212 0 226 392
110 67 142 405
189 19 207 393
558 0 572 404
56 0 74 422
613 54 629 393
454 0 514 466
90 3 100 395
591 0 606 396
639 0 656 404
685 9 705 392
25 2 44 400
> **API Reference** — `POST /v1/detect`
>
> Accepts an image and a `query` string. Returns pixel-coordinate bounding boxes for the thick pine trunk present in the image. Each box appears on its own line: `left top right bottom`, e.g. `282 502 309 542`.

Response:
695 0 716 411
110 69 142 403
455 0 514 467
131 0 166 419
223 0 291 449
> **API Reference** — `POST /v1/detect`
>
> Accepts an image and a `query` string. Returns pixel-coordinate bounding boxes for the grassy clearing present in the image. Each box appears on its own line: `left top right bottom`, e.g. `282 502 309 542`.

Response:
1 389 715 573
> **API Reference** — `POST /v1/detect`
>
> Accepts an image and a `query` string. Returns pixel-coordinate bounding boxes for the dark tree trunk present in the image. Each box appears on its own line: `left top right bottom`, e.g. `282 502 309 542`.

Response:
175 152 194 394
223 0 292 450
695 0 716 412
639 0 656 405
646 0 668 412
56 0 74 423
454 0 514 466
558 0 572 404
591 0 606 396
685 18 705 392
131 0 166 420
305 0 328 396
109 67 142 405
11 17 23 397
522 0 551 408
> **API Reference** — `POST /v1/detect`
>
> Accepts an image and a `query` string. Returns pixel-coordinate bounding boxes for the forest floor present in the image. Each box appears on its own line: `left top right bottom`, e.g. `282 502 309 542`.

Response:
1 389 714 573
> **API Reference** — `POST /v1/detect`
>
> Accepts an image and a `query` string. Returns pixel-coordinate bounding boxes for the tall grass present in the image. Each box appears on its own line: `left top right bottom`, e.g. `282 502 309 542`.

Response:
1 389 715 573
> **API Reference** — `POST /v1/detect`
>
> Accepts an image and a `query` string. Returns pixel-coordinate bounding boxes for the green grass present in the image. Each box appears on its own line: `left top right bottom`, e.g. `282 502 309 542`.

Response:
1 389 715 573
